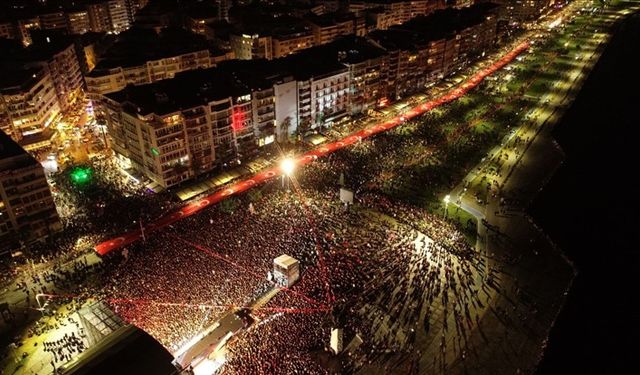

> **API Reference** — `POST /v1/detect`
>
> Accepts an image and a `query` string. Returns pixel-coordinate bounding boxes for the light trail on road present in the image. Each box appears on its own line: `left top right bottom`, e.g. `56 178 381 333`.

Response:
95 41 531 256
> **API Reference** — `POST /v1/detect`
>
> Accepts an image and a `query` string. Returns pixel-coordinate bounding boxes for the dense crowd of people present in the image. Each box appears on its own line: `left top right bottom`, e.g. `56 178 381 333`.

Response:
2 44 535 373
3 117 513 372
0 14 615 372
70 158 506 373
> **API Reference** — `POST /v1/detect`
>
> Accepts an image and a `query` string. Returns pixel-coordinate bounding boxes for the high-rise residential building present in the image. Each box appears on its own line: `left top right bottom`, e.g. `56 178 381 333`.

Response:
0 67 60 150
0 34 85 149
307 12 366 46
271 29 315 58
93 3 500 188
87 1 112 33
370 2 499 97
100 68 261 188
0 21 16 40
85 28 231 96
107 0 131 33
508 0 555 22
230 33 273 60
24 35 85 112
332 37 389 114
66 9 91 35
0 130 61 257
39 11 67 30
17 17 41 46
350 0 439 29
126 0 149 22
229 25 315 60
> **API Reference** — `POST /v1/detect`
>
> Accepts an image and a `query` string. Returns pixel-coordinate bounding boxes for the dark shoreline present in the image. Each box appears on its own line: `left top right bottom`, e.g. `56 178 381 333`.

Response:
532 10 640 374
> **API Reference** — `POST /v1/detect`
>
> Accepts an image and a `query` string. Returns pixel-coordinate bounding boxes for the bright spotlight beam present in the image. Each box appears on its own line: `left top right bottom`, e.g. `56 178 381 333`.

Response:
281 158 296 176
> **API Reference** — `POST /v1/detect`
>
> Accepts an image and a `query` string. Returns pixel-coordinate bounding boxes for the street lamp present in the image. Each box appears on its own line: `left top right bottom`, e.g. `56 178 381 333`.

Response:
280 158 296 190
281 158 295 176
443 194 451 218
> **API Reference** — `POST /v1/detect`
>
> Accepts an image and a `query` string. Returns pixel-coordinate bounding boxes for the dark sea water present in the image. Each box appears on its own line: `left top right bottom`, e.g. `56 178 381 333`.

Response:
533 10 640 374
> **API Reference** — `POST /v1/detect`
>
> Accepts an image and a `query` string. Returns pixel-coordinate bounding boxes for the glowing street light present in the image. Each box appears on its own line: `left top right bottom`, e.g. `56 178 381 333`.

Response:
443 194 451 218
281 158 296 177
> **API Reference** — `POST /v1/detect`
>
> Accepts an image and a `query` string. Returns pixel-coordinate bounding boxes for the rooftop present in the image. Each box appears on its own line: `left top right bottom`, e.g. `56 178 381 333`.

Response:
282 50 349 81
370 2 499 49
107 35 387 114
234 15 311 39
283 35 387 70
393 2 500 40
217 59 286 90
58 325 176 375
185 3 219 20
0 30 75 67
107 68 252 116
0 130 36 168
306 12 359 28
0 67 45 95
274 254 299 268
368 29 421 51
89 27 213 71
327 35 388 64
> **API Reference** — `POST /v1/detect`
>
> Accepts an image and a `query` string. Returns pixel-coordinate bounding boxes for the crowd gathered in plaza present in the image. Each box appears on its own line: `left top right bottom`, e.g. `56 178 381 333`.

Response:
2 98 519 373
0 36 543 373
73 151 507 373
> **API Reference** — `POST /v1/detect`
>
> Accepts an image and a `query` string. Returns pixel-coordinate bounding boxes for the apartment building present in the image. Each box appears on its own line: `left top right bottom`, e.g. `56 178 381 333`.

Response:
86 28 230 96
185 3 221 35
100 68 262 188
26 38 85 112
0 130 61 256
66 9 92 35
230 33 273 60
95 3 500 187
87 1 112 33
371 2 499 96
307 12 366 46
0 34 85 150
353 0 439 29
0 67 60 150
8 34 84 115
107 0 131 33
507 0 554 22
271 29 315 58
0 22 15 40
39 11 67 31
17 17 41 46
332 37 389 114
293 59 350 130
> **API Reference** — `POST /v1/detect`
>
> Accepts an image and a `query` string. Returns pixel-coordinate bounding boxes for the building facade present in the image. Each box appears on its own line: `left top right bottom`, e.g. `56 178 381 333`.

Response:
307 13 366 46
87 2 112 33
96 3 501 187
99 69 264 188
230 33 273 60
107 0 131 33
34 42 85 112
39 11 67 31
271 31 315 59
0 68 60 147
0 131 61 257
86 49 224 95
66 9 91 35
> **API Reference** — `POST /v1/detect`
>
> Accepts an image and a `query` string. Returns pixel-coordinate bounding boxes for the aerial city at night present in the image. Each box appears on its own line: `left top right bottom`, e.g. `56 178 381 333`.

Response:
1 0 638 374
